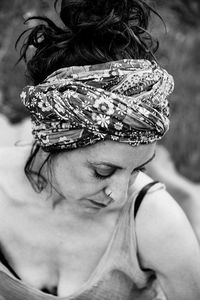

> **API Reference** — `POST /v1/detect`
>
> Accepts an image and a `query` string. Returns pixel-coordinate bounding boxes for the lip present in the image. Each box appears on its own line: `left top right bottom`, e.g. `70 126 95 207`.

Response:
89 199 108 208
85 199 109 208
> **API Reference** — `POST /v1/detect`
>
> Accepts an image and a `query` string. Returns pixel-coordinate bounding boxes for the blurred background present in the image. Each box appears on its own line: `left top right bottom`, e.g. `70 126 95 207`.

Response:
0 0 200 182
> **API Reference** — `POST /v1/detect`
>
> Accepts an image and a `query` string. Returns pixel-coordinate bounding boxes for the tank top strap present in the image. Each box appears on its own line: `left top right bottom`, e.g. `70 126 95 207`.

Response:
134 181 165 218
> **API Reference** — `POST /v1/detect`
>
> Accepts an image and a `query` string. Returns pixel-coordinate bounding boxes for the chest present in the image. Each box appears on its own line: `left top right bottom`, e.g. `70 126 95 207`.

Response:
0 201 118 296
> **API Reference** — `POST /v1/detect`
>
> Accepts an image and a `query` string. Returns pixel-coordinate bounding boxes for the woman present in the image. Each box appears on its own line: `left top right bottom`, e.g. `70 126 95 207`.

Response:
0 0 200 299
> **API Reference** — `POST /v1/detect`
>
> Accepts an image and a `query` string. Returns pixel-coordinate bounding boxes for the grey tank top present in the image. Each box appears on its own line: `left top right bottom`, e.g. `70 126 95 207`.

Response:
0 182 166 300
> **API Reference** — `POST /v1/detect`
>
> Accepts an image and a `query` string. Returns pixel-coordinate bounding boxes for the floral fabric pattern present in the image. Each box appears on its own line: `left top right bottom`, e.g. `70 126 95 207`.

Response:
20 59 174 151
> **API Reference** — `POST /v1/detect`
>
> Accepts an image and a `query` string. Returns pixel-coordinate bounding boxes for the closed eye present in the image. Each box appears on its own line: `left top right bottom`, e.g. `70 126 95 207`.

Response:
88 151 155 181
133 166 146 173
94 167 116 180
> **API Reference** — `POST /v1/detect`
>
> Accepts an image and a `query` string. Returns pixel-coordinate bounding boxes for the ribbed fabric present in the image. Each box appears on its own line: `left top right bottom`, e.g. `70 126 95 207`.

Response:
0 183 166 300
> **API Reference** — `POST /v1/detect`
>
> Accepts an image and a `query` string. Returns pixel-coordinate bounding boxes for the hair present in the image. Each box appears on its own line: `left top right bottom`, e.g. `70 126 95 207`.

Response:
17 0 160 85
17 0 161 192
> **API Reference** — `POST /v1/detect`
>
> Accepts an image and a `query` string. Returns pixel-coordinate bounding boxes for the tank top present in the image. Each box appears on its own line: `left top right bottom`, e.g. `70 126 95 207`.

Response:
0 182 166 300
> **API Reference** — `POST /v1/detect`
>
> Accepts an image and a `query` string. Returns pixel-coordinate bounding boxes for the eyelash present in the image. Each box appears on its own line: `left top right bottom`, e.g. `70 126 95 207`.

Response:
94 170 115 180
94 166 147 180
135 166 147 173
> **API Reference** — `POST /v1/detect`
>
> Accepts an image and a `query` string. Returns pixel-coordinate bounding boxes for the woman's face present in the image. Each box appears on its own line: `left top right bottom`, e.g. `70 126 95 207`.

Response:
51 141 156 213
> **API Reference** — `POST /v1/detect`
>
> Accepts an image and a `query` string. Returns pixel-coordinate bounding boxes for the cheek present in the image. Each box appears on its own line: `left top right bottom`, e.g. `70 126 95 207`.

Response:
54 163 100 198
71 169 103 196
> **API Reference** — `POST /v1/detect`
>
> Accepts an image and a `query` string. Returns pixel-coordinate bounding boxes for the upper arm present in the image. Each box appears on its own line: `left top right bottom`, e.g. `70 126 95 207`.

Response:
135 188 200 300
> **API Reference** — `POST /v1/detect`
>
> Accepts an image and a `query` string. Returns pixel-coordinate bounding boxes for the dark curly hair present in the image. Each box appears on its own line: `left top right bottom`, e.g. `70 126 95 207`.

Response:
17 0 161 192
17 0 160 85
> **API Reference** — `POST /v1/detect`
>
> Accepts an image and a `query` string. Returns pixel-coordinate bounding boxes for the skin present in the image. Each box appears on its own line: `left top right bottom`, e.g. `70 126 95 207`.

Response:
49 141 156 215
135 171 200 299
0 142 200 298
146 145 200 244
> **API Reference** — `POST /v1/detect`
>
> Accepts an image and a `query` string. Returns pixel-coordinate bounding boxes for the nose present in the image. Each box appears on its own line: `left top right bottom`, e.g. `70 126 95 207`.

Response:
106 171 137 204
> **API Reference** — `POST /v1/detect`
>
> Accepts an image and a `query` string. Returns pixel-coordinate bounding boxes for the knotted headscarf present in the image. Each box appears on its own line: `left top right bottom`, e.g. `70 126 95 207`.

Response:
20 59 174 152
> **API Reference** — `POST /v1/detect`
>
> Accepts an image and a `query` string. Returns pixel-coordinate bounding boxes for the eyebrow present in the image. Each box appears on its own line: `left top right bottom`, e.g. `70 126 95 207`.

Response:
87 151 156 171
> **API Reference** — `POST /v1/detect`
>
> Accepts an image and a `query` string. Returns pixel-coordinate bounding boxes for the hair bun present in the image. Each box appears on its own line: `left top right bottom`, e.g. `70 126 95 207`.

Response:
59 0 156 51
18 0 159 85
60 0 129 32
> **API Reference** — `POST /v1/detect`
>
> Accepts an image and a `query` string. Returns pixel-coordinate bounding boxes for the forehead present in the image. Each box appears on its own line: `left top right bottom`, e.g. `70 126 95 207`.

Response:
83 141 156 167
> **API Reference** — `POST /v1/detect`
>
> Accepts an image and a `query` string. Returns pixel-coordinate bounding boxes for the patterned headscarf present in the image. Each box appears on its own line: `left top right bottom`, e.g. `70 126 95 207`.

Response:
20 59 174 152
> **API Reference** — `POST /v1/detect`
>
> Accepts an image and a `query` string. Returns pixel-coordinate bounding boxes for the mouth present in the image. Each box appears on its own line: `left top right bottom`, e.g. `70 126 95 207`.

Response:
88 199 108 208
84 199 110 208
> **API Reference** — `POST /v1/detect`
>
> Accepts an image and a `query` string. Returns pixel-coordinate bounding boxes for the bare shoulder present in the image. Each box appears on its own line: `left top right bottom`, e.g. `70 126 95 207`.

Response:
135 173 200 271
0 145 33 204
134 171 187 226
0 145 30 165
0 146 29 182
